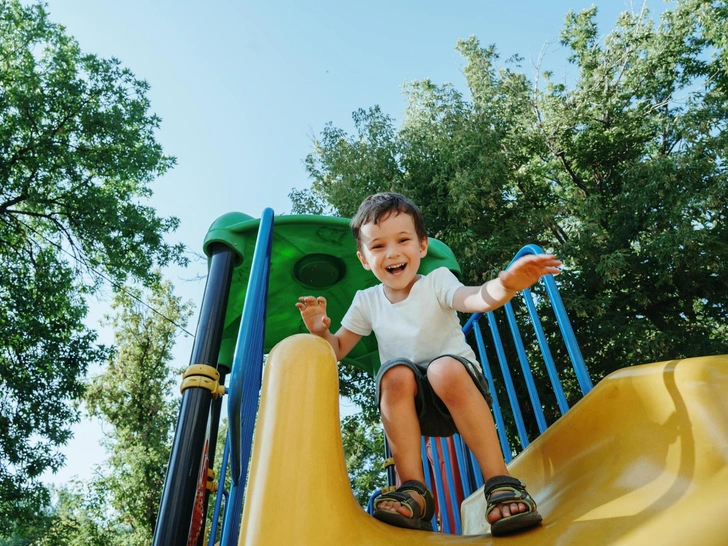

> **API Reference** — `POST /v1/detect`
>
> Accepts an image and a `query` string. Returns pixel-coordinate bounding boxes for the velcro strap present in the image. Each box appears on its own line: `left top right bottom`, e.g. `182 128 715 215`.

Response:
372 490 420 518
483 476 525 497
483 475 540 523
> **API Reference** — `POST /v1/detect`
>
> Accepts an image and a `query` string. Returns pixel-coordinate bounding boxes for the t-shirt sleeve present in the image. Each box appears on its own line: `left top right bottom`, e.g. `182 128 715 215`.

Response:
431 267 464 308
340 290 372 337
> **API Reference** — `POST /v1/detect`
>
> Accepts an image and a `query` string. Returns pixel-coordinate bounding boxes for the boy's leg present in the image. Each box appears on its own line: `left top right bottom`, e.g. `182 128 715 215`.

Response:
427 357 528 523
377 365 426 517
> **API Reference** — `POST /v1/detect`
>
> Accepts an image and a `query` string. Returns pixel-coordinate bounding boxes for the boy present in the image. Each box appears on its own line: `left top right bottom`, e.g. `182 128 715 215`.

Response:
296 192 561 536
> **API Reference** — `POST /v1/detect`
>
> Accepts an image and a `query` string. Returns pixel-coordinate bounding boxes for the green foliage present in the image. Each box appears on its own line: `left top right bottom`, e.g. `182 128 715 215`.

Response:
32 483 123 546
0 246 105 531
84 281 193 544
0 482 122 546
5 282 192 545
340 415 385 506
298 0 728 446
0 0 185 531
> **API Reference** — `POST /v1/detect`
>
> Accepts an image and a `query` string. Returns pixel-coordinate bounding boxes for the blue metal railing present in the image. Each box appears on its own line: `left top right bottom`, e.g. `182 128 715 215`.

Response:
474 325 511 461
417 243 591 534
218 208 274 546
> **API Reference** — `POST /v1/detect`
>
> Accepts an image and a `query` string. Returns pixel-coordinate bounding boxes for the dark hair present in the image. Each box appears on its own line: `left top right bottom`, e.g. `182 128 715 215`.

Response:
350 192 427 249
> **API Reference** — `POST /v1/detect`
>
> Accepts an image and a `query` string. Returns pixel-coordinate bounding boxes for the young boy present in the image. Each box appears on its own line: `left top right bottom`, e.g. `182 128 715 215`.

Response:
296 192 561 536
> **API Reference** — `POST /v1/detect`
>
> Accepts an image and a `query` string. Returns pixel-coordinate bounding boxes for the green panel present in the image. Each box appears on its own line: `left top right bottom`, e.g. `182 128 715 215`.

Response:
202 214 460 376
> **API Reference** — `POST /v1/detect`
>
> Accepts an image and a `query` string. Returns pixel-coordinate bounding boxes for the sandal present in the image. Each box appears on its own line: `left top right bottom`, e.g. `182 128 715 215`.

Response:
484 475 542 536
372 480 435 532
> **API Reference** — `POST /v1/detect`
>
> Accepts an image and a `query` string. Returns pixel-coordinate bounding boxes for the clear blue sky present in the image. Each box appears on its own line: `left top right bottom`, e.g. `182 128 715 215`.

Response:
37 0 665 486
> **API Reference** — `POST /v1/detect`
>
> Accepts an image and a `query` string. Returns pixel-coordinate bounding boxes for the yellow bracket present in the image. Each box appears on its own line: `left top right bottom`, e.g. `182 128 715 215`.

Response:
382 457 395 469
381 485 397 494
180 364 226 398
206 468 217 493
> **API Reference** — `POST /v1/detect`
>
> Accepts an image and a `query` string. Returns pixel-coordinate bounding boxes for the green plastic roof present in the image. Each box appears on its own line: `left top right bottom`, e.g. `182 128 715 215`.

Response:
203 213 461 376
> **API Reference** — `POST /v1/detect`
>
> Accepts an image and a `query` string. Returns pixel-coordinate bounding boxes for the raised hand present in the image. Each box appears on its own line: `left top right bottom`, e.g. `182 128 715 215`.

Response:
498 254 562 293
295 295 331 336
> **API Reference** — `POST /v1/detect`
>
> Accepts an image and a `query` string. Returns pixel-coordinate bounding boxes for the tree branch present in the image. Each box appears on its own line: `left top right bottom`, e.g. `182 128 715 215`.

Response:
555 150 589 196
0 193 28 214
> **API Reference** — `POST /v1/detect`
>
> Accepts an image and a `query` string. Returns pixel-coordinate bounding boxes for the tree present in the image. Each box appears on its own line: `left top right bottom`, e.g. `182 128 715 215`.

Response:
33 483 121 546
296 0 728 441
0 481 120 546
84 281 193 545
341 414 385 506
0 0 185 531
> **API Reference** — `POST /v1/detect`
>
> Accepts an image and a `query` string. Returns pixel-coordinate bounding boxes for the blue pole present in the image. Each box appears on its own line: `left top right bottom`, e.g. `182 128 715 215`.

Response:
487 312 530 449
221 209 275 545
452 434 474 497
473 324 511 463
510 244 592 396
504 301 548 433
522 287 570 415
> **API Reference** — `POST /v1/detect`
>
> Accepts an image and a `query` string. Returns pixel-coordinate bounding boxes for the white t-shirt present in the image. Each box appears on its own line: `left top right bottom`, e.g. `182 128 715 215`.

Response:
341 267 479 366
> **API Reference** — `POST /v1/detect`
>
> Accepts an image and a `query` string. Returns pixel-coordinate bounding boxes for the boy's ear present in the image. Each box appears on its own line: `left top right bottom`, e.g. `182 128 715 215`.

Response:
356 250 371 270
419 236 429 257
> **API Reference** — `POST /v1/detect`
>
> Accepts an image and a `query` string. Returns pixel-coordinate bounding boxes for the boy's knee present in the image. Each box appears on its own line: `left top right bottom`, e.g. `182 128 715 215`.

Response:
427 357 471 397
380 365 417 396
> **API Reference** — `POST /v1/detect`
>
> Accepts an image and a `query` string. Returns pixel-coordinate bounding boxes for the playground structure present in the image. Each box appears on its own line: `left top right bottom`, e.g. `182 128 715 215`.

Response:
152 209 728 545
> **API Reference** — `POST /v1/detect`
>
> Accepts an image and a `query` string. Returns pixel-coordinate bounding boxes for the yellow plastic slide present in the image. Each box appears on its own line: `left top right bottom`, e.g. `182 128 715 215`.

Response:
239 334 728 545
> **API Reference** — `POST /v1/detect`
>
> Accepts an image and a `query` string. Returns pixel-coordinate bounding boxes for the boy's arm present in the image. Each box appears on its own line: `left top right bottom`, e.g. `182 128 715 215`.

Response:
452 254 562 314
295 296 362 361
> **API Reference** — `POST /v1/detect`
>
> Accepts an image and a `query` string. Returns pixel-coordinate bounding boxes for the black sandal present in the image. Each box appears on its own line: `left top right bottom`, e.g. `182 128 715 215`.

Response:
484 475 542 536
372 480 435 532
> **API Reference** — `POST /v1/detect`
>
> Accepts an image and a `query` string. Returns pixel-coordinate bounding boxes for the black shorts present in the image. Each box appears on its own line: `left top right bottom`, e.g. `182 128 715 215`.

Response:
374 354 493 438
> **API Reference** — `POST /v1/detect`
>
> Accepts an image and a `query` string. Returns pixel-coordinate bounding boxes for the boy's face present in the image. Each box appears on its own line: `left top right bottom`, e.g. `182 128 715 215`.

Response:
356 211 428 297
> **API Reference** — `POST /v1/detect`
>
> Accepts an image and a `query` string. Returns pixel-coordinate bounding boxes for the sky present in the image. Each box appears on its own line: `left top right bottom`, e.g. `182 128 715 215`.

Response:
35 0 662 486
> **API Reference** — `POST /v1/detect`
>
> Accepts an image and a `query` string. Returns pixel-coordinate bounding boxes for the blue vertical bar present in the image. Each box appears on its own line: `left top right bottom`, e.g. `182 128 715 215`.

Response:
473 324 512 463
510 244 592 396
543 274 593 395
468 448 484 487
221 209 275 546
487 312 529 449
452 435 474 497
522 287 570 415
504 302 548 433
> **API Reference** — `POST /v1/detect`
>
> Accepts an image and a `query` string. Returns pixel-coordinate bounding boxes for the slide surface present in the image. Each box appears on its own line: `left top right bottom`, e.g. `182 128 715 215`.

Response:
239 335 728 545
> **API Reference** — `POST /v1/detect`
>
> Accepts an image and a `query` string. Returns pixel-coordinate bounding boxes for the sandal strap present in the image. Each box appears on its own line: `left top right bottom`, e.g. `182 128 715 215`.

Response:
372 480 435 521
483 476 538 516
373 491 421 519
398 480 435 521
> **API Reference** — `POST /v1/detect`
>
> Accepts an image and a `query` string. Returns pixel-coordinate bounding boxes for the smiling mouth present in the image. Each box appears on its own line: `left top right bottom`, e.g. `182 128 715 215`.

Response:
386 263 406 274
